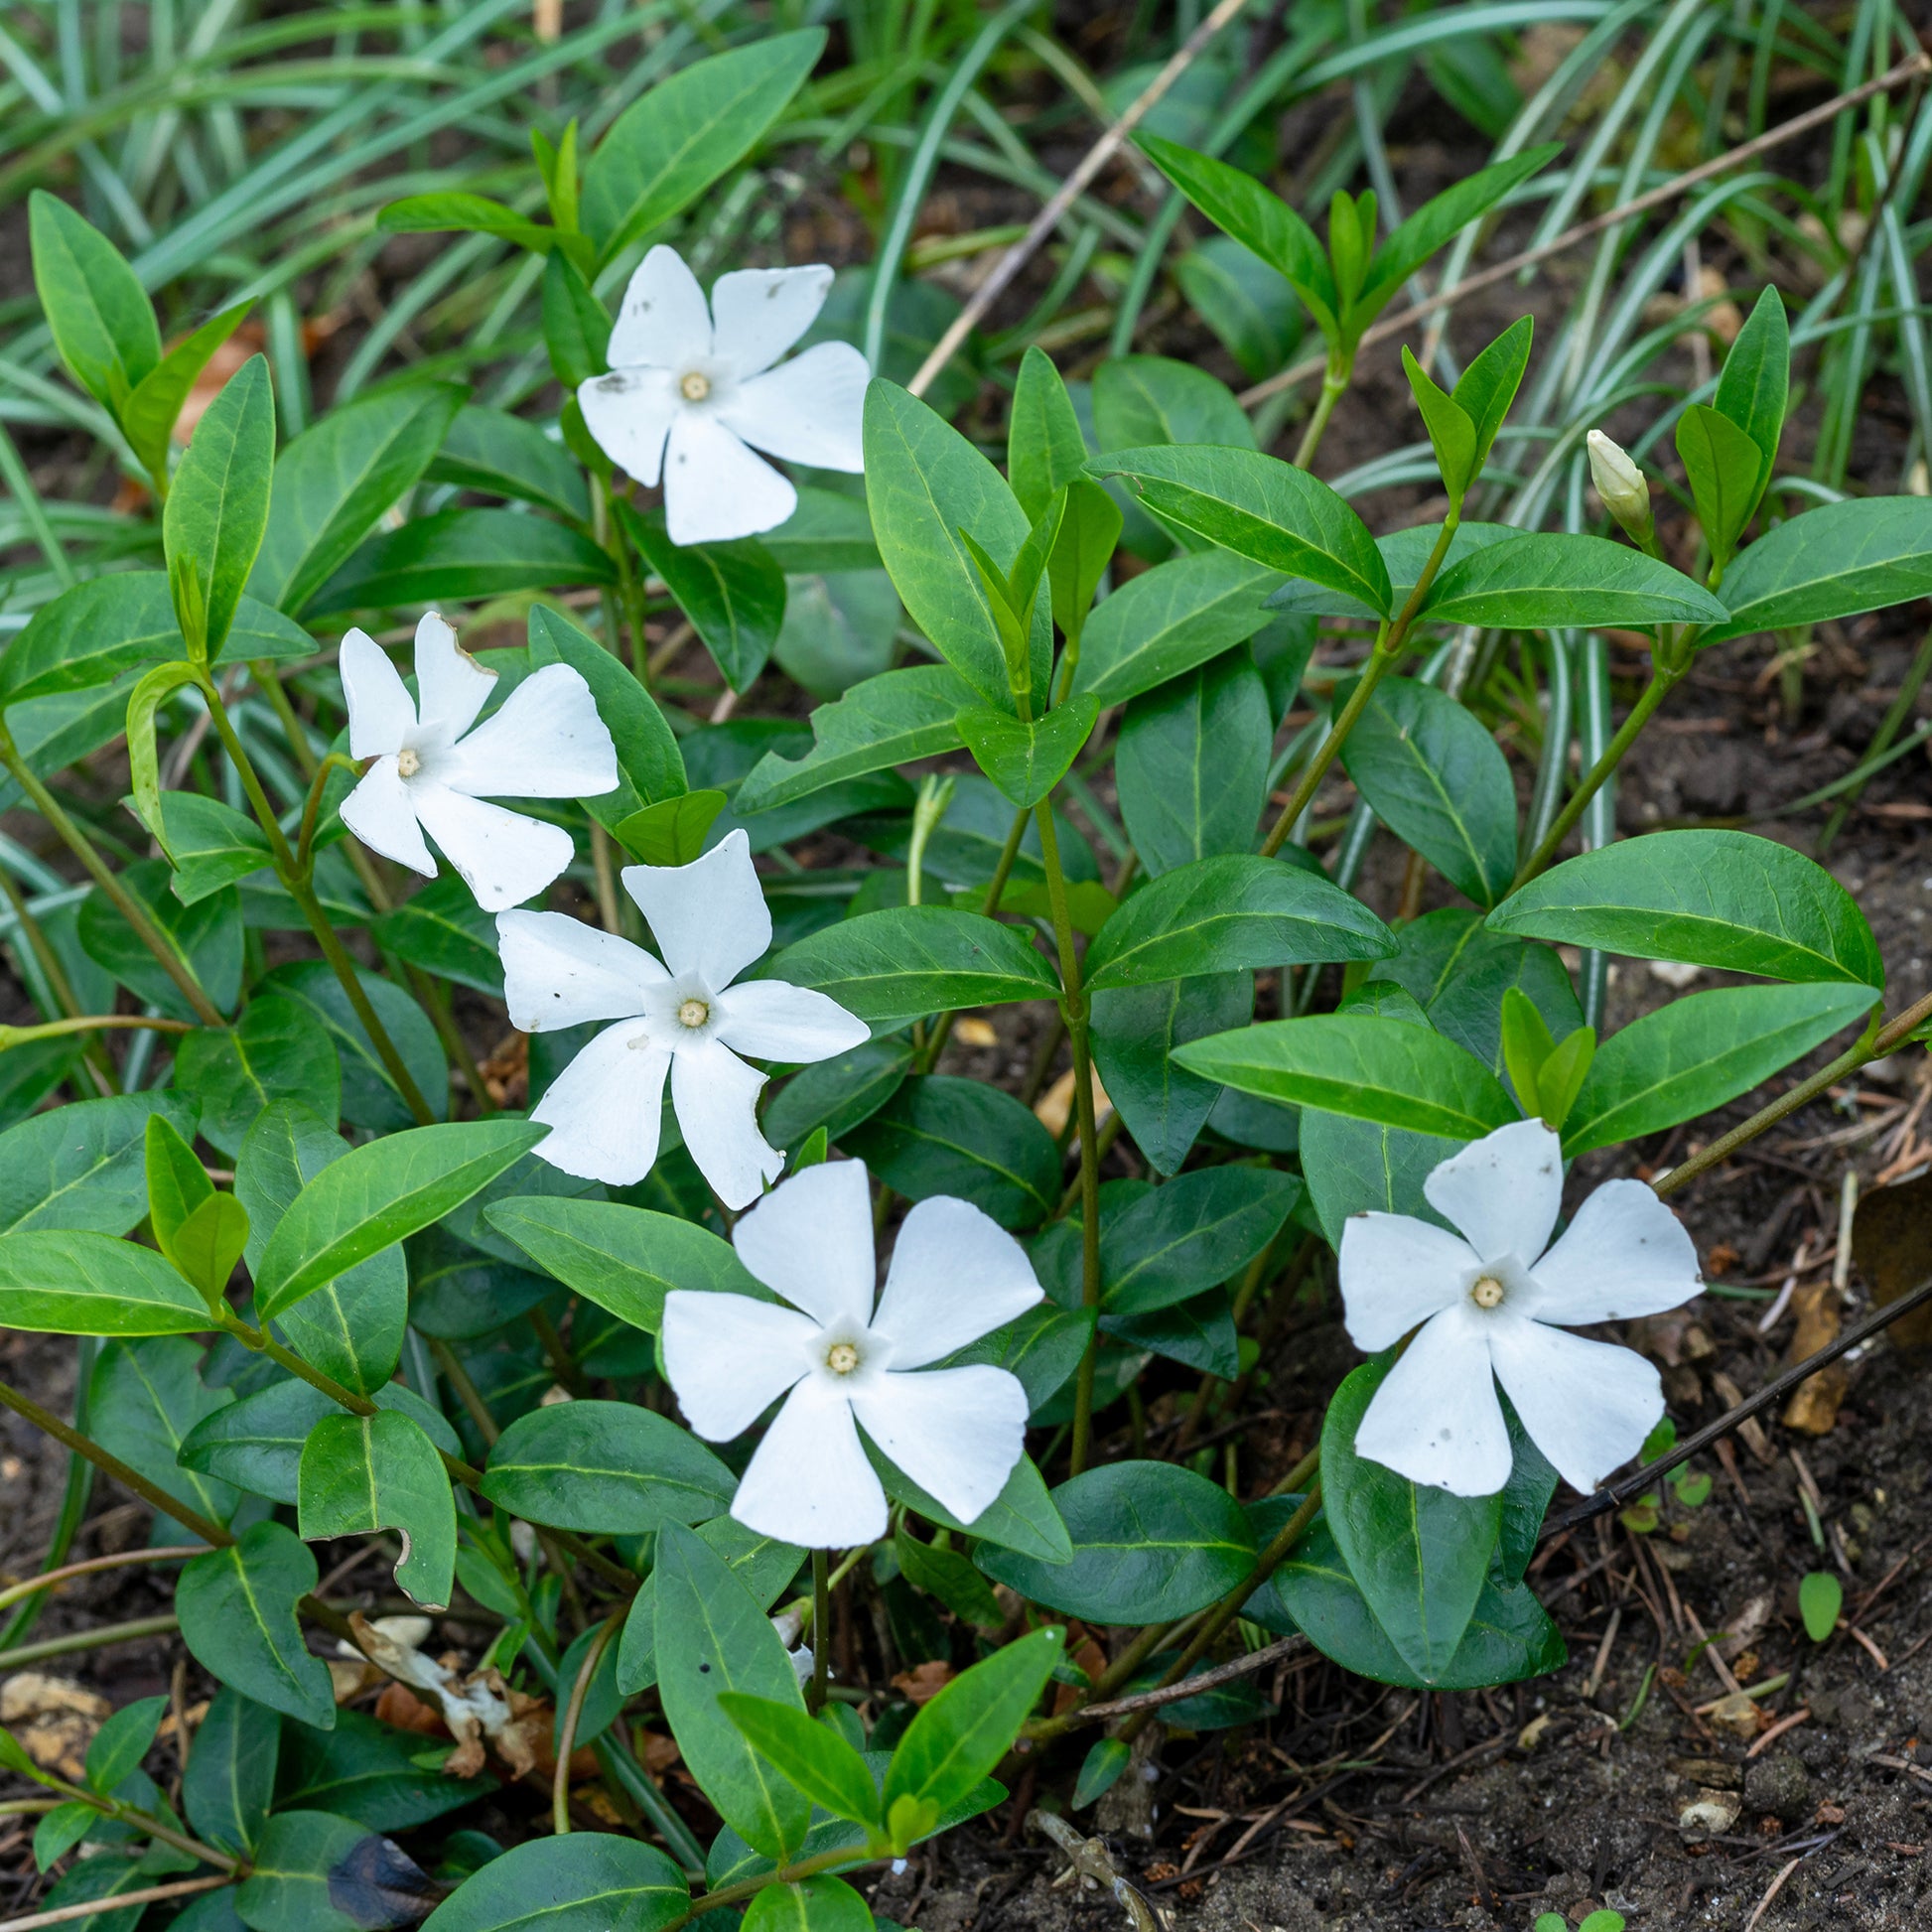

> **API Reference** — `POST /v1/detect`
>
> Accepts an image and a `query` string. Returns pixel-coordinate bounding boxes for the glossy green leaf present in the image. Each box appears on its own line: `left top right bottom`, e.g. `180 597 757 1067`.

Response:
616 1517 801 1696
540 252 611 388
182 1688 278 1857
1403 347 1477 500
90 1335 237 1528
178 1522 335 1727
481 1400 735 1531
844 1075 1059 1229
1090 972 1252 1176
1705 496 1932 641
418 1835 686 1932
1451 316 1533 476
276 1707 493 1832
122 302 253 483
717 1695 882 1828
1422 530 1728 628
175 996 343 1157
0 1091 198 1236
1487 829 1883 988
1101 1167 1300 1315
156 793 274 905
1176 1013 1519 1139
1092 353 1256 454
307 506 616 615
165 355 276 655
376 192 570 256
894 1526 1005 1626
370 878 502 1000
1359 147 1560 314
427 406 590 520
1676 403 1765 566
957 694 1098 807
1070 550 1276 707
625 504 787 691
1713 286 1788 499
0 1231 212 1334
1009 346 1089 524
125 659 202 846
235 1809 436 1932
613 790 727 868
299 1410 456 1609
29 191 159 410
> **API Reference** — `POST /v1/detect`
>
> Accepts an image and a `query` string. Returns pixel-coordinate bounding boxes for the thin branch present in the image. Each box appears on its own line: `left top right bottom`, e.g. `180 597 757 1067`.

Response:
1238 50 1932 406
0 1547 204 1614
1072 1632 1307 1725
0 1877 230 1932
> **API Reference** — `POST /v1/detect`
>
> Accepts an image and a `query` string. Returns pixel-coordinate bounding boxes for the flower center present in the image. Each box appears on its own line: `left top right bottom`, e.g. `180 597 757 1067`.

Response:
825 1341 860 1376
1470 1275 1506 1311
677 998 710 1030
395 748 421 778
680 369 711 402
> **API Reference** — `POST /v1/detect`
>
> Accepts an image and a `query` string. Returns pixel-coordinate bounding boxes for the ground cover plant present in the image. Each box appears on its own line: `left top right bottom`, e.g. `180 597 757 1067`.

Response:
1 1 1931 1927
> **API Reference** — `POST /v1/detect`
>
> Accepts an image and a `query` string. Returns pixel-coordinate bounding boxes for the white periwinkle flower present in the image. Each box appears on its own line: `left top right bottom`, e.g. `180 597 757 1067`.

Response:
661 1160 1043 1548
339 613 618 912
1338 1119 1702 1499
578 244 867 547
497 829 868 1207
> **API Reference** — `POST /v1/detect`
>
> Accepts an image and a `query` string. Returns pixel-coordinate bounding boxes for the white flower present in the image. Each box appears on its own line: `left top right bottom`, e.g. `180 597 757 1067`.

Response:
661 1161 1043 1548
1338 1119 1702 1498
339 612 618 912
497 828 869 1207
577 245 867 547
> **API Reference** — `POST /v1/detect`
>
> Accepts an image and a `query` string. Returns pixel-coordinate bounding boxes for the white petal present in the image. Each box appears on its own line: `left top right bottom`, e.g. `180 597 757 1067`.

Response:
670 1036 778 1210
717 342 868 473
1336 1212 1477 1353
660 1290 816 1441
340 628 415 759
731 1158 877 1330
495 909 666 1032
411 612 495 745
622 828 769 989
578 368 680 487
849 1365 1029 1526
871 1197 1043 1369
1529 1179 1703 1324
340 761 434 876
708 265 834 377
1489 1318 1665 1495
713 980 870 1065
410 783 574 913
1352 1306 1512 1496
529 1019 670 1185
439 665 619 799
661 410 796 546
731 1381 886 1549
608 244 712 371
1423 1119 1565 1266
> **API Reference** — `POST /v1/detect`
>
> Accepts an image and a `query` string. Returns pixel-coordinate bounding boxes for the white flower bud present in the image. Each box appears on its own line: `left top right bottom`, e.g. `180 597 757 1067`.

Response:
1587 430 1654 544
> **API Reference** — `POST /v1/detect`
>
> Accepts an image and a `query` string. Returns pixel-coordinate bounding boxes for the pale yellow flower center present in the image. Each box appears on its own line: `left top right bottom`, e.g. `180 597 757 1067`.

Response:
677 998 710 1029
1470 1276 1505 1311
396 748 421 778
826 1341 860 1375
680 370 711 402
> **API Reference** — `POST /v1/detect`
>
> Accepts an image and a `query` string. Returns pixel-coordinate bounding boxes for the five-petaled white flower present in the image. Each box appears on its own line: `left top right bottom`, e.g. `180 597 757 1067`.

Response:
497 829 869 1207
578 244 867 547
339 613 617 912
661 1160 1043 1548
1338 1119 1702 1499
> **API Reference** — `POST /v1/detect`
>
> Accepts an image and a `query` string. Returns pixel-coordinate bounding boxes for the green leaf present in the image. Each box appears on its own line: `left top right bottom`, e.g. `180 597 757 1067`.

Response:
156 793 274 906
1676 404 1765 567
86 1695 167 1795
77 859 241 1021
1337 675 1517 906
235 1810 436 1932
716 1695 882 1828
254 1120 544 1319
653 1521 812 1863
427 406 590 520
957 694 1098 807
260 962 447 1134
126 659 202 847
1450 316 1533 477
1705 496 1932 641
613 790 728 868
843 1075 1058 1229
484 1194 762 1333
894 1527 1005 1627
1090 973 1252 1176
1009 347 1089 524
582 32 825 260
29 191 159 411
178 1522 335 1727
170 1195 250 1302
298 1411 456 1610
863 379 1049 708
1101 1167 1300 1315
480 1400 735 1531
625 504 787 692
417 1836 686 1932
741 1878 871 1932
1359 146 1561 314
33 1803 98 1874
1402 347 1477 500
1049 480 1122 646
0 1091 198 1237
369 878 502 1001
0 1231 213 1335
181 1687 277 1855
1798 1570 1842 1643
1114 649 1270 876
121 302 253 483
764 1039 914 1151
883 1625 1062 1822
1563 982 1876 1156
772 905 1059 1030
736 665 974 814
1487 829 1884 988
1092 353 1257 454
540 252 611 388
1421 530 1729 628
1073 1736 1131 1810
1176 1013 1519 1139
90 1335 238 1527
375 192 573 257
1065 551 1271 707
1175 236 1303 382
1713 286 1788 501
881 1449 1070 1563
276 1706 493 1831
165 355 276 656
175 996 343 1158
616 1518 801 1696
1083 854 1396 990
979 1462 1253 1621
1090 446 1389 616
248 384 466 616
308 506 617 615
1321 1354 1501 1678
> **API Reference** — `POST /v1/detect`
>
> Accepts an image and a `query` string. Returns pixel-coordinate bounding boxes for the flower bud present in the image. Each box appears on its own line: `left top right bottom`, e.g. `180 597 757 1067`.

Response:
1587 430 1653 545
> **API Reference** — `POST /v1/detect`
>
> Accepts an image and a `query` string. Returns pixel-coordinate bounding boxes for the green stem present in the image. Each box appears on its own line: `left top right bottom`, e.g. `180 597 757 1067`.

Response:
808 1549 831 1714
553 1612 623 1834
0 733 224 1027
1513 661 1685 887
1258 515 1459 859
918 806 1031 1073
1293 358 1350 471
672 1847 885 1926
0 1613 182 1674
1033 799 1103 1475
200 685 435 1124
0 1545 204 1614
0 1015 193 1047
